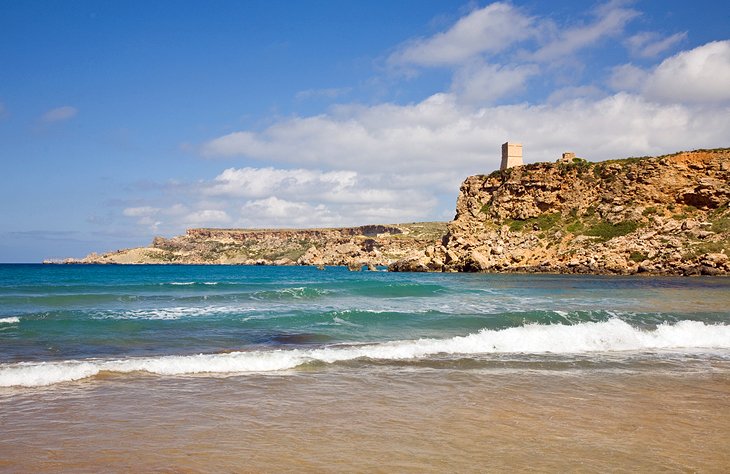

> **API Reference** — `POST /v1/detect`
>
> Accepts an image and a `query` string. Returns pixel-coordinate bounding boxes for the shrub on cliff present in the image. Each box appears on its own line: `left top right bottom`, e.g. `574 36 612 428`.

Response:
584 221 639 242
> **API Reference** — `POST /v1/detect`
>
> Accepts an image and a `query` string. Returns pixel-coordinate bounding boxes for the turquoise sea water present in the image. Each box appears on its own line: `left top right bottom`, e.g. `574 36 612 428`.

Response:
1 264 729 387
2 264 730 471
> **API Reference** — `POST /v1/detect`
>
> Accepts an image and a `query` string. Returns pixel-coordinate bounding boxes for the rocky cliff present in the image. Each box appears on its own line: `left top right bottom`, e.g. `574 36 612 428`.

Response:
62 222 447 268
390 149 730 275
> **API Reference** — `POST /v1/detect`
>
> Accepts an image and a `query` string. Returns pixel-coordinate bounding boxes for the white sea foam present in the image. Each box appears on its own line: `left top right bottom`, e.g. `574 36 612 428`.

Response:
0 317 20 324
2 319 729 387
93 306 256 320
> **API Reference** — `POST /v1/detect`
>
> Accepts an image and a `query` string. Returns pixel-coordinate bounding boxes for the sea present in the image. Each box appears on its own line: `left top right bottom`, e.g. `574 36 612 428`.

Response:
1 263 729 472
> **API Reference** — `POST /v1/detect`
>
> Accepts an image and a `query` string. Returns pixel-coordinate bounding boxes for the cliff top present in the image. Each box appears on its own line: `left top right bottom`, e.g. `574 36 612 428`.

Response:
483 147 730 179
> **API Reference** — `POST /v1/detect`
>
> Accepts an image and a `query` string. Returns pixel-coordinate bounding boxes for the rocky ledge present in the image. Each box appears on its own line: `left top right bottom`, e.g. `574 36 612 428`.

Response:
389 149 730 276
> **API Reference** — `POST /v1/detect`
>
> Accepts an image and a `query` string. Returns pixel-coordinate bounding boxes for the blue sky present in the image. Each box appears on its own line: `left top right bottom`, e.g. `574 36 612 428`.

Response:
1 0 729 262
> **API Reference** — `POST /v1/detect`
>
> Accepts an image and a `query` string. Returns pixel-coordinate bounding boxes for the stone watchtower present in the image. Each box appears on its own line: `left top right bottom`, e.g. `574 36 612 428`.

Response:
500 142 523 170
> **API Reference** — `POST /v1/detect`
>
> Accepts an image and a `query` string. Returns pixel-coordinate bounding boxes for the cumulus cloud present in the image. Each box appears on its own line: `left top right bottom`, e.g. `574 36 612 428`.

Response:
208 166 437 227
626 31 687 58
234 193 435 229
643 40 730 103
240 197 335 227
202 89 729 175
610 41 730 102
388 2 533 67
40 105 78 123
119 165 440 232
206 167 357 199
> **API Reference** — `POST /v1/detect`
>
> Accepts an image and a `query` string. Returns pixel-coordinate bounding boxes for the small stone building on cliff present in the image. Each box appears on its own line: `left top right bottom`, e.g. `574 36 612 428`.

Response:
500 142 523 170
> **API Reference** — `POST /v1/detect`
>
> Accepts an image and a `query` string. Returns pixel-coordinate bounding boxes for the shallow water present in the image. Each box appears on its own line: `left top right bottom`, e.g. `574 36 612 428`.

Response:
0 265 729 471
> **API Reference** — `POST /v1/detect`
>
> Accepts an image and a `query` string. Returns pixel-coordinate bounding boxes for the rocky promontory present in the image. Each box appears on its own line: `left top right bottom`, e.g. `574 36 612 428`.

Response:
57 222 447 268
390 149 730 275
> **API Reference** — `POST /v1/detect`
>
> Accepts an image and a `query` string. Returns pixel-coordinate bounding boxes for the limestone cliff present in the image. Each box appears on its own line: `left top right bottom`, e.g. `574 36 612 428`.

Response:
62 222 447 268
390 149 730 275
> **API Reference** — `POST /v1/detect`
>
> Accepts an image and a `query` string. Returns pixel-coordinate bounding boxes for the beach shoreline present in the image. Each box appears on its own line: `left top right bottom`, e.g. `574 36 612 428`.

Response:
2 365 729 472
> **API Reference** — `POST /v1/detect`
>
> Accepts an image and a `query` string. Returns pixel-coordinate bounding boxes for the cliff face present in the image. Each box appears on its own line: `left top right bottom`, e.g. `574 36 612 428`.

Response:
390 149 730 275
68 222 447 267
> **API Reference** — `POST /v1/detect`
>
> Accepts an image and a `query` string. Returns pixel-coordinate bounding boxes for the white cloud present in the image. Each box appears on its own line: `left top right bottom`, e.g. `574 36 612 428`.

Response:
547 85 605 104
240 197 335 227
608 63 648 91
451 61 539 103
202 89 729 175
644 40 730 103
388 3 533 67
40 106 78 123
119 164 441 231
383 1 644 108
208 166 437 226
531 2 639 62
183 209 232 226
206 167 356 199
626 31 687 58
236 191 434 228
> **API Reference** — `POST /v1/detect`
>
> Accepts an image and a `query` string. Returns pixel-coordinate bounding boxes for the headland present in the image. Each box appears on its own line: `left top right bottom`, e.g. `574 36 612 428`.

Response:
51 148 729 275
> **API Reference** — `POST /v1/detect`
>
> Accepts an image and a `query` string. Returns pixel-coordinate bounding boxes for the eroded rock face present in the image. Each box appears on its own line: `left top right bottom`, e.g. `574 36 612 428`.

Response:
391 149 730 276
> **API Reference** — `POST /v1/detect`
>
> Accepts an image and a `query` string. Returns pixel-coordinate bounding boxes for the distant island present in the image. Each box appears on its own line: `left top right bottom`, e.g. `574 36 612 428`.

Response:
51 148 729 276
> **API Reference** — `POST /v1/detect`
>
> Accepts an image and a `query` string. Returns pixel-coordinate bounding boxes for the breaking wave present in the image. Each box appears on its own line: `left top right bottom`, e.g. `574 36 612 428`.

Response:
2 319 729 387
0 317 20 324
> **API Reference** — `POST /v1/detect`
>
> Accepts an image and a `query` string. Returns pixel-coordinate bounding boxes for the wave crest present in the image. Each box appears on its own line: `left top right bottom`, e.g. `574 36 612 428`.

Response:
2 319 728 387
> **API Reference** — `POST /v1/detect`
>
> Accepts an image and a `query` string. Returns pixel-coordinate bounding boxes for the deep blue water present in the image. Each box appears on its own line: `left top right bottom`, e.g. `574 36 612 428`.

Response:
1 264 729 387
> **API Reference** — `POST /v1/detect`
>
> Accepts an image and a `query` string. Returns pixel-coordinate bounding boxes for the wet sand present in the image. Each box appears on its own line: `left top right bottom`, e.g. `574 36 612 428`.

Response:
2 364 729 472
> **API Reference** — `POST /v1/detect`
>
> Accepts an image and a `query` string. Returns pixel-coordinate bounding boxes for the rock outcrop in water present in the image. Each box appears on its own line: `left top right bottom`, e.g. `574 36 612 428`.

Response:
390 149 730 275
59 223 448 268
